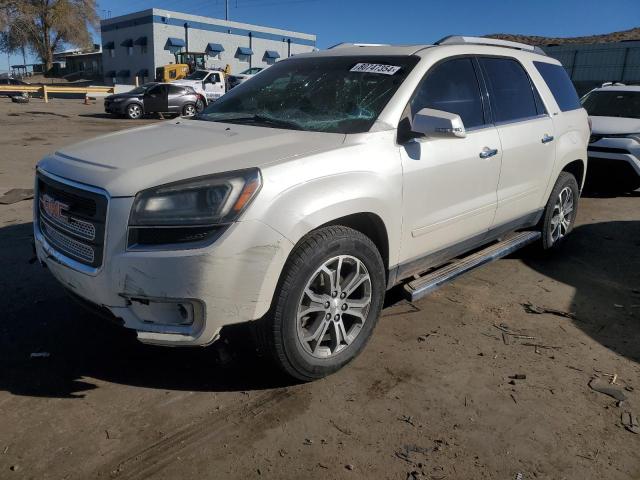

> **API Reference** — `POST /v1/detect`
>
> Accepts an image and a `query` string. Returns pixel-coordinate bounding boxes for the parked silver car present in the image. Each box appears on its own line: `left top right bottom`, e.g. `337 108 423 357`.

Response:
104 83 204 119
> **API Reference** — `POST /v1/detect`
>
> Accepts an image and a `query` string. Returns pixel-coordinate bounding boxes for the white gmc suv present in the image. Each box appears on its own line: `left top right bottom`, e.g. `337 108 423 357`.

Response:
34 37 589 380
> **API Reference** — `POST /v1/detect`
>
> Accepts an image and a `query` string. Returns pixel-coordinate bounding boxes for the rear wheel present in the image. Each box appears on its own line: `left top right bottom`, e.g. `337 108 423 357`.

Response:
182 103 197 117
540 172 580 250
126 103 143 119
256 226 386 381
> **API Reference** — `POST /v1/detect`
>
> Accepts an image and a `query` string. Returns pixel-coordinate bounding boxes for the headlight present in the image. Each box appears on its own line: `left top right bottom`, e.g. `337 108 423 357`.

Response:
128 169 261 247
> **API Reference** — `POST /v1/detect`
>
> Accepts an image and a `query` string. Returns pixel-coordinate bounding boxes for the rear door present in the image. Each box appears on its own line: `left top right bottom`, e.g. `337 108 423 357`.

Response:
478 57 556 227
144 84 169 113
398 57 502 264
167 85 186 112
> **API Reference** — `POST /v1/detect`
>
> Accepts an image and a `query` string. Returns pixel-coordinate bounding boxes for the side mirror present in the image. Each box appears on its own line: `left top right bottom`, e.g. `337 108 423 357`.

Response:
411 108 466 138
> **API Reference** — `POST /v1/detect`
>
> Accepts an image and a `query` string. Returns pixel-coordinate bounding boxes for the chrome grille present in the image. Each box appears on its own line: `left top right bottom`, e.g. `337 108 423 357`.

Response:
41 219 95 263
39 203 96 240
37 172 108 268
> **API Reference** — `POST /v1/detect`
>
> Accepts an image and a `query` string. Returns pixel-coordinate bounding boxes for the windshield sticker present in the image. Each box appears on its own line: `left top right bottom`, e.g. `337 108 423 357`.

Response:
350 63 402 75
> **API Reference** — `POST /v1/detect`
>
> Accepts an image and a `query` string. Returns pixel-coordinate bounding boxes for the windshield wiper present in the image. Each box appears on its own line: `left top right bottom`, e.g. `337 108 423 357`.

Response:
204 114 303 130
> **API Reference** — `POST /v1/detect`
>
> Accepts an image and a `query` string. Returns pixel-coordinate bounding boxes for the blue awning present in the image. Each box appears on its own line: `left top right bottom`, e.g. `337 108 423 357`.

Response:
264 50 280 59
165 37 185 48
102 41 114 49
237 47 253 56
118 70 130 77
120 38 133 48
205 43 225 54
134 36 147 46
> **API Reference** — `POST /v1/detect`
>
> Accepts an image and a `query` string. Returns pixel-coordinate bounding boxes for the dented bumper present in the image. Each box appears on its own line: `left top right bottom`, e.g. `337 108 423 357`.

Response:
35 195 293 346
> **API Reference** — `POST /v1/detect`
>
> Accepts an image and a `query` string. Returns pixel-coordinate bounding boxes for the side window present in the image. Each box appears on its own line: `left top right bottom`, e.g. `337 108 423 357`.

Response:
410 58 485 129
479 57 539 123
533 61 581 112
168 85 184 95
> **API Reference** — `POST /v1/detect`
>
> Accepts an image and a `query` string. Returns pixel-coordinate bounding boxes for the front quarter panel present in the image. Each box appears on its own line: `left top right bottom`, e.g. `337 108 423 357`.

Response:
245 130 404 270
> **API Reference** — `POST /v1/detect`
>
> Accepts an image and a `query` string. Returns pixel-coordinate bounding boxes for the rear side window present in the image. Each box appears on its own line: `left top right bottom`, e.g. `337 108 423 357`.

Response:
479 57 540 123
410 57 485 129
534 61 581 112
168 85 185 95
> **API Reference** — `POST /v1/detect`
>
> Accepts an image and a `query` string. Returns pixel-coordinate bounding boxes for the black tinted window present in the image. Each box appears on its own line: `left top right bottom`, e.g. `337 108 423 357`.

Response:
582 90 640 119
168 85 185 95
534 61 580 112
410 58 485 129
480 57 539 123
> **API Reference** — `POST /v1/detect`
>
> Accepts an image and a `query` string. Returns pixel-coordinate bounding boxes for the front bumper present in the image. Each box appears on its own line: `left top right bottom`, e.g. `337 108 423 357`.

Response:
104 100 127 114
34 171 294 347
587 137 640 176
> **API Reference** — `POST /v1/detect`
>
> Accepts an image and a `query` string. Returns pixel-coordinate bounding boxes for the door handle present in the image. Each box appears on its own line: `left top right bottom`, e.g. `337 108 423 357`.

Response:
541 134 554 144
479 147 498 159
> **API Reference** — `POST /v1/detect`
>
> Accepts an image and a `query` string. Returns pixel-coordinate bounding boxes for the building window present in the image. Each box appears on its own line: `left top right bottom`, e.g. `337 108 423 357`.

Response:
127 46 133 56
141 45 147 54
109 49 115 58
238 54 250 63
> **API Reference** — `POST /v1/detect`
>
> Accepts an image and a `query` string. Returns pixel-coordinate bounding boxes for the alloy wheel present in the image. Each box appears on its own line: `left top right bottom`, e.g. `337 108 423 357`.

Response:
550 186 574 243
183 104 196 116
296 255 372 359
128 104 142 119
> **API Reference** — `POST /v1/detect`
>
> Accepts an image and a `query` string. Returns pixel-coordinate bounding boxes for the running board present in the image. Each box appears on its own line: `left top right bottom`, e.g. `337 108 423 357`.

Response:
403 231 541 302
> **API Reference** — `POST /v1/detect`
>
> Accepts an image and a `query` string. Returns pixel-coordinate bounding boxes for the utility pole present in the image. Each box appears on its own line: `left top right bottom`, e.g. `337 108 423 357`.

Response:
225 0 229 20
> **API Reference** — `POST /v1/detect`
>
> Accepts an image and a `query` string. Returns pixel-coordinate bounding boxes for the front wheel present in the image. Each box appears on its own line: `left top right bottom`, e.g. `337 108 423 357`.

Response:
126 103 143 119
256 226 386 381
540 172 580 250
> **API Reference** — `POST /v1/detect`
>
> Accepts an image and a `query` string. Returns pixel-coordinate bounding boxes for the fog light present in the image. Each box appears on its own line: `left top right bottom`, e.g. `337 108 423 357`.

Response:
123 296 197 326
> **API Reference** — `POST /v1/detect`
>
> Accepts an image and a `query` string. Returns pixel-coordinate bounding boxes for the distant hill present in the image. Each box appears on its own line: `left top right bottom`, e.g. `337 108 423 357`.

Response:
486 27 640 46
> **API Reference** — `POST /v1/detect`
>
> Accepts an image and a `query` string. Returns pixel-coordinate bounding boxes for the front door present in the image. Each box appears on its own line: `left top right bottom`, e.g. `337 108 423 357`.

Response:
143 84 168 113
477 57 556 226
399 57 502 266
204 73 225 101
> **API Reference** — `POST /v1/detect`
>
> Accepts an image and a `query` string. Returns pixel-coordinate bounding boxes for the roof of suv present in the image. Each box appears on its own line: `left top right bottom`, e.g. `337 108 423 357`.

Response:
593 84 640 93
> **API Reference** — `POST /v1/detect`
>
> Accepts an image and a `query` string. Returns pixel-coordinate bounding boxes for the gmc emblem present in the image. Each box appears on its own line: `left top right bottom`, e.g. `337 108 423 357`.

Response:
40 194 69 222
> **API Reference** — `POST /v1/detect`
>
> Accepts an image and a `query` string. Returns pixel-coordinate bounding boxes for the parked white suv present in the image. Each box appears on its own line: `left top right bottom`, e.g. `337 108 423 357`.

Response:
582 84 640 192
33 37 589 380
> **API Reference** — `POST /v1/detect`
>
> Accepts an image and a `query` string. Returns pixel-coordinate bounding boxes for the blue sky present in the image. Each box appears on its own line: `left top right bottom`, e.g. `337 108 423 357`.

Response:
3 0 639 71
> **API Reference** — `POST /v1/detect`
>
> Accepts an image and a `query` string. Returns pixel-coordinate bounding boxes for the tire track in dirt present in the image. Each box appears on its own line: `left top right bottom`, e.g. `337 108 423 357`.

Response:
102 387 306 480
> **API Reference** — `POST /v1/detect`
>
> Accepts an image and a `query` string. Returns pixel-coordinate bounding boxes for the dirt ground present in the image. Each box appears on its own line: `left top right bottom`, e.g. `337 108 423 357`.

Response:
0 98 639 480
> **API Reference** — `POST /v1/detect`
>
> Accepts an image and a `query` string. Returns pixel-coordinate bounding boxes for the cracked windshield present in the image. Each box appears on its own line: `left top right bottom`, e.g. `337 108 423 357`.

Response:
197 56 419 133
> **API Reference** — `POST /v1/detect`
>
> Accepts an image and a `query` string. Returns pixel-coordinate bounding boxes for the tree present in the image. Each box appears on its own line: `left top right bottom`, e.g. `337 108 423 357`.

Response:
11 0 99 71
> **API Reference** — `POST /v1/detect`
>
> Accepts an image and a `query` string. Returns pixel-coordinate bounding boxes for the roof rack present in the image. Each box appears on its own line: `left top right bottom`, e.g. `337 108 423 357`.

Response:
434 35 547 56
601 82 626 87
328 42 391 49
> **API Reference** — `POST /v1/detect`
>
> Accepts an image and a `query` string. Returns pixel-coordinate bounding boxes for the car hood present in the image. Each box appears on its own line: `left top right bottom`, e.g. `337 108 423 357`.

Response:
38 120 346 196
590 115 640 135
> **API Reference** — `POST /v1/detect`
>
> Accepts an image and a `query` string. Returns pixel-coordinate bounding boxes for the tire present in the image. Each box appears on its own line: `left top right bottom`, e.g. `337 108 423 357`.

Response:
256 226 386 381
540 172 580 250
126 103 143 120
195 97 205 113
182 103 197 117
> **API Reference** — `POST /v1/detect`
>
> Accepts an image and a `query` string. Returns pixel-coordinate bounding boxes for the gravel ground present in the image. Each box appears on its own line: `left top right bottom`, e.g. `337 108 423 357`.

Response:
0 98 639 480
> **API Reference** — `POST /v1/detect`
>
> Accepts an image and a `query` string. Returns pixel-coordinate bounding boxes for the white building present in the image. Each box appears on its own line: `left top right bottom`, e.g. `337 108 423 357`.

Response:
100 8 317 84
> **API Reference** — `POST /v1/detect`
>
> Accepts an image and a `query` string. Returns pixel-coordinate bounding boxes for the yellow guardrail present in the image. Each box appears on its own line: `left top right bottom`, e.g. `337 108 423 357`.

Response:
0 84 114 102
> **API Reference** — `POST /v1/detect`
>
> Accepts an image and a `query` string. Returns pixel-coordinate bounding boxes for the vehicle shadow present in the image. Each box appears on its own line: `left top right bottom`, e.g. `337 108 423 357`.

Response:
521 220 640 363
0 222 294 399
2 220 638 399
